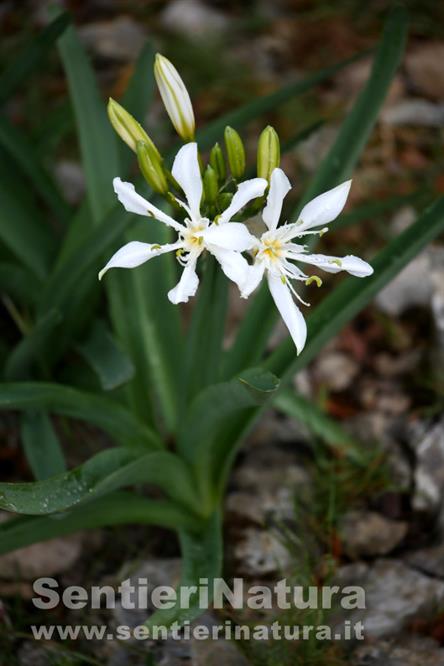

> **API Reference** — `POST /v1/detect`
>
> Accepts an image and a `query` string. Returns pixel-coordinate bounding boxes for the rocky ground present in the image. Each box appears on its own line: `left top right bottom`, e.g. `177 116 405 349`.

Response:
1 0 444 664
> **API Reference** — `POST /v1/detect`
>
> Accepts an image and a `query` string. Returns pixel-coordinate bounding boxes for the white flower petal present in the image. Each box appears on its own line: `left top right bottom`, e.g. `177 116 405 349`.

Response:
268 273 307 355
209 246 251 291
341 255 374 277
218 178 267 225
241 260 265 298
171 142 202 221
113 178 183 231
296 252 373 277
201 222 256 252
262 168 291 230
297 180 352 232
168 255 200 304
99 241 180 280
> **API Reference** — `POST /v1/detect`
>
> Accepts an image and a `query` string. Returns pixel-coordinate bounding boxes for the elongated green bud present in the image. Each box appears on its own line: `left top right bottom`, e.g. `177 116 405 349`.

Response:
136 141 168 195
224 126 245 180
217 192 233 213
154 53 195 142
203 165 218 205
108 98 160 158
257 125 280 182
209 142 226 183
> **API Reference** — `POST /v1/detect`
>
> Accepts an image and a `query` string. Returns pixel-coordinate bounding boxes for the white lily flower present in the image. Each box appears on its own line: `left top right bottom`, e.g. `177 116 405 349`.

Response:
241 168 374 354
99 143 267 304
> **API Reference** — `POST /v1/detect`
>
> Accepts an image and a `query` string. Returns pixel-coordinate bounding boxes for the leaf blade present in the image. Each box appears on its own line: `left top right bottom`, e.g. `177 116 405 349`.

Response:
0 382 162 450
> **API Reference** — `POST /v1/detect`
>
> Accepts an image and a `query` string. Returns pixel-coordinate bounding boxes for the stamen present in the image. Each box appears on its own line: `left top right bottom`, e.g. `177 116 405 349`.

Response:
305 275 322 288
284 276 310 306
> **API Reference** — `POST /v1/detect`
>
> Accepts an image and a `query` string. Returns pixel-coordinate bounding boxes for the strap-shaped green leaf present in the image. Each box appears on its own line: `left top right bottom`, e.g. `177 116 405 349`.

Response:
0 492 200 556
76 319 135 391
0 115 70 221
0 159 56 279
178 368 279 459
0 448 198 515
21 410 66 480
178 369 279 510
0 382 162 450
145 512 222 630
0 13 70 103
4 310 62 381
55 21 182 430
0 262 41 306
57 19 119 223
180 258 228 410
274 389 364 463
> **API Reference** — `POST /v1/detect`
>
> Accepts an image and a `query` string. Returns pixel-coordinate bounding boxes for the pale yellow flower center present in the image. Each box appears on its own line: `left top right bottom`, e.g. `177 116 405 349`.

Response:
183 223 205 250
262 237 283 260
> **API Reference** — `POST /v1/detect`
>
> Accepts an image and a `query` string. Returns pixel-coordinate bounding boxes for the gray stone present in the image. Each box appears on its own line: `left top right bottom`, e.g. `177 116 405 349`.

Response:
339 511 407 559
79 17 147 61
191 613 249 665
234 528 291 576
112 558 182 629
296 125 338 172
375 247 444 315
429 260 444 373
406 542 444 579
345 413 412 491
160 0 228 37
382 99 444 127
353 636 444 665
340 559 444 638
229 444 312 524
406 42 444 101
0 531 83 580
18 642 50 666
410 418 444 512
313 350 359 391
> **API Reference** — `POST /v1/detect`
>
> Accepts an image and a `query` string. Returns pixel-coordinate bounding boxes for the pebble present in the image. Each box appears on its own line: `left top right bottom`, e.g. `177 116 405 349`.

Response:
234 527 292 576
160 0 228 37
382 99 444 127
353 636 444 666
0 532 83 580
339 511 408 559
79 17 147 61
410 418 444 512
313 350 359 392
335 559 444 638
406 42 444 101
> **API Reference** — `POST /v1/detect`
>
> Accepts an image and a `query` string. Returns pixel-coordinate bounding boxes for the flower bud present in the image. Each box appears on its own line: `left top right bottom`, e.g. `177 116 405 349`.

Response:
108 98 160 158
154 53 195 141
257 125 280 182
209 142 226 183
136 141 168 195
217 192 233 213
224 126 245 180
203 165 218 205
